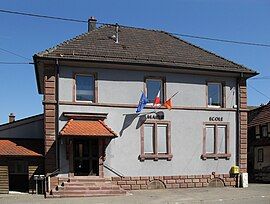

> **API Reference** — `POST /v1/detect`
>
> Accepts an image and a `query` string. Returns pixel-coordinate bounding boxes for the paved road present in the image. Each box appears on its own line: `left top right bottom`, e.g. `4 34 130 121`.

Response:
0 184 269 204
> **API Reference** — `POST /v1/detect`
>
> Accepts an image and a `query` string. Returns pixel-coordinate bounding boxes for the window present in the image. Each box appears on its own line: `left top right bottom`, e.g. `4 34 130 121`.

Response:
262 126 268 137
207 83 223 107
258 148 263 162
75 75 95 102
146 78 164 104
255 125 260 139
9 161 28 175
202 123 230 160
268 123 270 137
140 121 172 161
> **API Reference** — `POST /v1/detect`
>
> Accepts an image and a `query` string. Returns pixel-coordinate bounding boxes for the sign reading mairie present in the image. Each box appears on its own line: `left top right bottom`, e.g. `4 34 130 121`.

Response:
146 111 165 120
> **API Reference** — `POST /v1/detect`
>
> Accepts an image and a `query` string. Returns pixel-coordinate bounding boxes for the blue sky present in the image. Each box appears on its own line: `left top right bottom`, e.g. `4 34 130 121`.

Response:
0 0 269 123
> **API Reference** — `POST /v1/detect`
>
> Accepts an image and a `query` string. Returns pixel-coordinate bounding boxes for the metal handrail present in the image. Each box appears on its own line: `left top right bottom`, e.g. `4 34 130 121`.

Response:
46 168 60 178
103 164 124 177
44 168 59 194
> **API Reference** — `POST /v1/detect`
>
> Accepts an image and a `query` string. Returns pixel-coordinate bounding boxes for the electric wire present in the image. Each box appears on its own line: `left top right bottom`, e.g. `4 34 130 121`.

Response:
0 9 87 23
250 76 270 80
0 62 32 64
249 84 270 100
1 8 270 101
0 9 270 48
0 47 31 60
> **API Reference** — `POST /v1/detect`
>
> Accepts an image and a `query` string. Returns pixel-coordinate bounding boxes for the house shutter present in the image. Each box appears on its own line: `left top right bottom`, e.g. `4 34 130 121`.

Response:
0 165 9 194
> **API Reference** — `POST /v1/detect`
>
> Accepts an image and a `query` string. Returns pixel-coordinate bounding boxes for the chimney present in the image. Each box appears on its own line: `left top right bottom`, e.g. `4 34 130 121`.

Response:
9 113 15 123
88 16 97 32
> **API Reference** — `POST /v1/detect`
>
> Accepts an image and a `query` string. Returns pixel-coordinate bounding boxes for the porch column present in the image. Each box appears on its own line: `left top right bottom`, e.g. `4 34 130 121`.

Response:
68 139 74 177
98 139 104 177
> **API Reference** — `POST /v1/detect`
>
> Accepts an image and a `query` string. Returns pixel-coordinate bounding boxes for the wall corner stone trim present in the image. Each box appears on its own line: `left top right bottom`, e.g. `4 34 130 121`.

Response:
44 67 57 174
239 79 247 173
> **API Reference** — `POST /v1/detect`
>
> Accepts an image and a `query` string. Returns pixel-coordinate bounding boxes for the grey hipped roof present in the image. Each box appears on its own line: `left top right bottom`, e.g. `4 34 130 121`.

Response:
34 25 257 75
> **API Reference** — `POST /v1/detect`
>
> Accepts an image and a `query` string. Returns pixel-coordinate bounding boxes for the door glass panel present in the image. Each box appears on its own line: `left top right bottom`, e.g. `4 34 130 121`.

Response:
73 139 99 176
79 144 83 157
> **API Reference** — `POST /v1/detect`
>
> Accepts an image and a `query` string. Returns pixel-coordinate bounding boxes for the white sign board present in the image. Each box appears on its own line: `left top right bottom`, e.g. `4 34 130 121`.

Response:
241 173 248 188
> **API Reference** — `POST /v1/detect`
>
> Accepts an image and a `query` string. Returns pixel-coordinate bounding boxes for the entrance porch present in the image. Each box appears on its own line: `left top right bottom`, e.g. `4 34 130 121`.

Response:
59 118 118 178
47 118 122 197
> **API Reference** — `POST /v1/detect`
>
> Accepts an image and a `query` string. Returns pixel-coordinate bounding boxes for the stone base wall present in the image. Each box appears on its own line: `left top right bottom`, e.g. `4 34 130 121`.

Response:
112 174 236 190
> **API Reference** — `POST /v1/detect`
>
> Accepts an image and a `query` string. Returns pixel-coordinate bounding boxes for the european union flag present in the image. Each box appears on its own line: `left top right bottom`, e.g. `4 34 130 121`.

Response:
136 92 148 113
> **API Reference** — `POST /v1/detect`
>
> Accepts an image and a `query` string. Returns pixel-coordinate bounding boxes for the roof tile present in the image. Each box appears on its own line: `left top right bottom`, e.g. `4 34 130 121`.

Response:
35 25 257 74
60 119 118 137
0 140 43 157
248 103 270 127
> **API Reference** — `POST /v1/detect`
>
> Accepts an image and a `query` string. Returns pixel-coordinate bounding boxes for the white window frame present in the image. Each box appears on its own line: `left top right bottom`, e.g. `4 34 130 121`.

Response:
145 78 164 106
207 82 223 108
75 74 95 103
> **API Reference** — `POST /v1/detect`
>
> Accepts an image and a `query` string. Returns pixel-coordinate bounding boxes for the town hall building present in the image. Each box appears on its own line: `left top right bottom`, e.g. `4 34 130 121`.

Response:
0 18 257 197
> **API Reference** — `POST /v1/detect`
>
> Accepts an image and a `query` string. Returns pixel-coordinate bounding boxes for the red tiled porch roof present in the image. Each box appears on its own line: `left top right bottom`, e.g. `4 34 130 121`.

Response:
60 119 118 137
0 140 43 157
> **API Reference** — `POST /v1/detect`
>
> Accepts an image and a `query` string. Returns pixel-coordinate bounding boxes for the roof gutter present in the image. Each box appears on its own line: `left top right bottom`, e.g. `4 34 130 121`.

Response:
33 56 259 78
33 54 42 94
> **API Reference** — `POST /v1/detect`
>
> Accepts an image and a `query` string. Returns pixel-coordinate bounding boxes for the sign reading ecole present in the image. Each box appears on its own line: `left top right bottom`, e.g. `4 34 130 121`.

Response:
209 117 223 122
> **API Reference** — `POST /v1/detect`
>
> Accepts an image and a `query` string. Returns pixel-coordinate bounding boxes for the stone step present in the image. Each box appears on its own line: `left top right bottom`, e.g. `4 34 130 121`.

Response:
68 176 111 182
53 192 126 198
58 185 121 191
50 177 126 198
62 182 97 186
52 189 126 196
62 182 113 187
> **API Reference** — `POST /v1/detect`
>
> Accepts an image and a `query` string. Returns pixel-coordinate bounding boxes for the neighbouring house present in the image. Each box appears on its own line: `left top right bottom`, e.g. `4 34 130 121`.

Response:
248 102 270 182
0 114 44 193
0 17 258 197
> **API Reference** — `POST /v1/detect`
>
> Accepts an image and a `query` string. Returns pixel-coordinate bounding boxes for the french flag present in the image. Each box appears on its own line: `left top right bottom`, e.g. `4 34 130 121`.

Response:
153 90 161 107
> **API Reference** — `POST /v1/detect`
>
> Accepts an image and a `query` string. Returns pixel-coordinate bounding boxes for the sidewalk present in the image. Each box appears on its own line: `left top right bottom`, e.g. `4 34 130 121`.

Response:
0 184 269 204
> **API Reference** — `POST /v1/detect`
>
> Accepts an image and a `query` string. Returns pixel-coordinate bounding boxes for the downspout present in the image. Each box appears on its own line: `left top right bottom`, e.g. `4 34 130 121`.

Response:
55 59 60 171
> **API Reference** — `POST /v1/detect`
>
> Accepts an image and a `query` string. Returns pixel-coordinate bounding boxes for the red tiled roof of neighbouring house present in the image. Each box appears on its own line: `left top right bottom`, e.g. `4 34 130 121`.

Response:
248 103 270 127
60 119 118 137
0 140 43 157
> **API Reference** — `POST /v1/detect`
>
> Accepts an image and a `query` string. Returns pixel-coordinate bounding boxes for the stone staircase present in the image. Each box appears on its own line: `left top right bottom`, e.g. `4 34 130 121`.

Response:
47 176 126 198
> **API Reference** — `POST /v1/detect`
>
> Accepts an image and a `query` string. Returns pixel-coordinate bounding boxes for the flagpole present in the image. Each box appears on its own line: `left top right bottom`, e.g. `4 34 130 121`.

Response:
168 91 179 100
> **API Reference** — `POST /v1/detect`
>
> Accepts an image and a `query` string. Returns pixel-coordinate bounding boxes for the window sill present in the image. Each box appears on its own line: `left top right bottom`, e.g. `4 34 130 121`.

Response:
201 153 231 160
208 105 222 108
75 100 94 103
139 154 173 161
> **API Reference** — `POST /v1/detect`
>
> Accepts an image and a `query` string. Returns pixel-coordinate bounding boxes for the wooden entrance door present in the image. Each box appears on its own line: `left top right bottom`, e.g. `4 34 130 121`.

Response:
73 139 99 176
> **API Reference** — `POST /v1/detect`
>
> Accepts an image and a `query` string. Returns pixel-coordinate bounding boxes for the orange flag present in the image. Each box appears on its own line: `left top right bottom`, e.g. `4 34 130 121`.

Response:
163 98 172 110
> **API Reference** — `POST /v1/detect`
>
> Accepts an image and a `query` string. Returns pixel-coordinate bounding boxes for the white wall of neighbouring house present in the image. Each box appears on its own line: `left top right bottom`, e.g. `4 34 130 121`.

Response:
0 118 44 139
